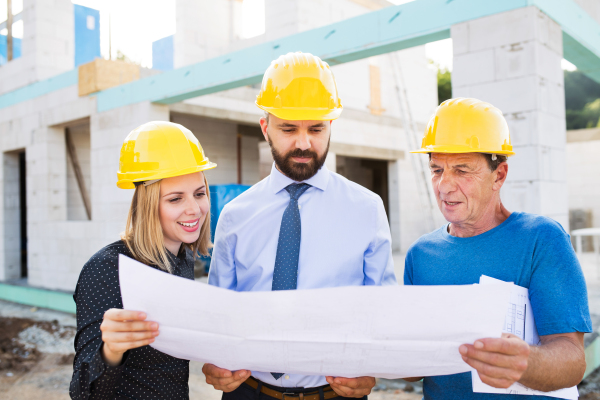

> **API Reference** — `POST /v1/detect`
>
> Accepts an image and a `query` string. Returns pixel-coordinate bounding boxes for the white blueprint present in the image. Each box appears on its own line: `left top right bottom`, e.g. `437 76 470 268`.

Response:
119 255 512 378
472 275 579 399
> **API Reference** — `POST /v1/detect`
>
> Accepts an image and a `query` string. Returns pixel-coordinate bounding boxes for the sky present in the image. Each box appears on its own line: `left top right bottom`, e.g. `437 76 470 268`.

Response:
0 0 577 71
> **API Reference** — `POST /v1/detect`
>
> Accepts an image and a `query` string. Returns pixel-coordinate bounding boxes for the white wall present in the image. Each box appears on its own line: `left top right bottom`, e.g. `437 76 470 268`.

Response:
567 137 600 230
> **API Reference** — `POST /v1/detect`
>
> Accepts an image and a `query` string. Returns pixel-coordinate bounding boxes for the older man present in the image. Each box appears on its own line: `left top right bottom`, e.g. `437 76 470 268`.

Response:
404 97 592 399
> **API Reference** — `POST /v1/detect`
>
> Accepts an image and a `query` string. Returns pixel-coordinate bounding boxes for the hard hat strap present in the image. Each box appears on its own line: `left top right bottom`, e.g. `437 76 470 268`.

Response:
491 154 497 161
133 179 162 188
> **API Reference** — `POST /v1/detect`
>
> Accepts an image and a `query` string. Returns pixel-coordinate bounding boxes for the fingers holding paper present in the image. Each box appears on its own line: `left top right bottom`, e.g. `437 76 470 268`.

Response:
100 309 160 366
325 376 376 398
202 363 251 392
460 333 530 389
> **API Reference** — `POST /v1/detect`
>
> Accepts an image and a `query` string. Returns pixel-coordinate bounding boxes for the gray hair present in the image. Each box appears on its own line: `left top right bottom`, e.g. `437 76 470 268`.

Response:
428 153 507 171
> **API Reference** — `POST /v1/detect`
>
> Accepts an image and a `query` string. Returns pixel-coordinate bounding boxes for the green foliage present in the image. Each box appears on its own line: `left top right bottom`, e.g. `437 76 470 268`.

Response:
565 70 600 129
437 68 452 105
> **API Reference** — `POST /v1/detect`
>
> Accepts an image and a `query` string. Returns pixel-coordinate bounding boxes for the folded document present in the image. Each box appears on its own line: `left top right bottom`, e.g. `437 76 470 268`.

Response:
472 275 579 399
119 255 512 378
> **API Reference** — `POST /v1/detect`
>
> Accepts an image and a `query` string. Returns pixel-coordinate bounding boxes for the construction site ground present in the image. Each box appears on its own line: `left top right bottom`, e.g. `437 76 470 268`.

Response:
1 252 600 399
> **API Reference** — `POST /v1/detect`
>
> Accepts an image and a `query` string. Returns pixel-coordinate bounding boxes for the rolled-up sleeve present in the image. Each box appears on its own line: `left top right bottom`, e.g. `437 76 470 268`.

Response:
363 197 397 286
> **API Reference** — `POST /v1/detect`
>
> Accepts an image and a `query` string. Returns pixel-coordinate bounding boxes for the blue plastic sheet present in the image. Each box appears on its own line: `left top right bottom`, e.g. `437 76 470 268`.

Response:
198 184 251 272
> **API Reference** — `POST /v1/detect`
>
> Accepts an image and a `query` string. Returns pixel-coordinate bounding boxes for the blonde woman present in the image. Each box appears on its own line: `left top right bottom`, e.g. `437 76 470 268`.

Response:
69 121 216 400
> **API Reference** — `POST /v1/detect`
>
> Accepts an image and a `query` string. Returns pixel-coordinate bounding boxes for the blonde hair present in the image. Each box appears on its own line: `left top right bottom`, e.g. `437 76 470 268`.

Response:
121 176 212 273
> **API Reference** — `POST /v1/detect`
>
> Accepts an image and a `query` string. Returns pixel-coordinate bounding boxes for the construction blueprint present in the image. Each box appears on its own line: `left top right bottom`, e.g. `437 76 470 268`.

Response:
119 255 512 378
472 275 579 399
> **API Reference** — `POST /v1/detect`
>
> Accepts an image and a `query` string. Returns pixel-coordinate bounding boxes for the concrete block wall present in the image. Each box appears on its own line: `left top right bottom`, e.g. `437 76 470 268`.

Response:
451 6 568 227
0 0 74 95
171 114 260 186
567 139 600 230
173 0 236 68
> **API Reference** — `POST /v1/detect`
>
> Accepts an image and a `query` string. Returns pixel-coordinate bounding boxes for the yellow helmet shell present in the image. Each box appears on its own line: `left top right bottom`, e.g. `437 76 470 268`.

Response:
116 121 217 189
255 52 343 121
411 97 515 156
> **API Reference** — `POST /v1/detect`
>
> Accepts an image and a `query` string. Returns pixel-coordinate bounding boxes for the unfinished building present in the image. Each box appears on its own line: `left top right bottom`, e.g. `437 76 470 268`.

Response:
0 0 599 295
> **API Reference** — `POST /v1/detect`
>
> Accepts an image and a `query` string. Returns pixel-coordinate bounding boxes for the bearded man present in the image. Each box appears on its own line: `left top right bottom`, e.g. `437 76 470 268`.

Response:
205 52 396 400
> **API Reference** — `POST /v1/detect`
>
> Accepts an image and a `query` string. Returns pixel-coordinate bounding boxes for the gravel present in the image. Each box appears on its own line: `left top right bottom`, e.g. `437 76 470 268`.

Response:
18 325 75 355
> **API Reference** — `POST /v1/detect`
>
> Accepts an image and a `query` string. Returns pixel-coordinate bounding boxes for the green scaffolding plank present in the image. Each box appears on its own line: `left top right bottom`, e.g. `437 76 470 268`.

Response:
0 283 76 314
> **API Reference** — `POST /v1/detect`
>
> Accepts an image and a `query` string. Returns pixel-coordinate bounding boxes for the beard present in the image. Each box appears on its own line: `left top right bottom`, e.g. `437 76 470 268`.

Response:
268 136 330 182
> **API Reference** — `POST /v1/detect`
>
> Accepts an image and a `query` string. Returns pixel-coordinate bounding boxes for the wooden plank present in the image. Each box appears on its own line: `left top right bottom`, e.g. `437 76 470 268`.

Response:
368 65 385 116
78 58 140 96
65 128 92 220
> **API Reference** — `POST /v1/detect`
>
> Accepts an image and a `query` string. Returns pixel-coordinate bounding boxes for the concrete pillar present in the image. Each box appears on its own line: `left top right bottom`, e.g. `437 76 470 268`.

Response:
0 0 74 94
22 0 74 80
451 6 568 228
173 0 237 68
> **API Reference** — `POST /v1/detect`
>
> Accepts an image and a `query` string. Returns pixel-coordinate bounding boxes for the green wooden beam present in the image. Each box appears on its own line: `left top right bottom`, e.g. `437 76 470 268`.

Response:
0 283 75 314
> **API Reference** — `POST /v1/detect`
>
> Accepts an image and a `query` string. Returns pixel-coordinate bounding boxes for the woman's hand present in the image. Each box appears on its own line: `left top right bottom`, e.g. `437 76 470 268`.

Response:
100 309 160 366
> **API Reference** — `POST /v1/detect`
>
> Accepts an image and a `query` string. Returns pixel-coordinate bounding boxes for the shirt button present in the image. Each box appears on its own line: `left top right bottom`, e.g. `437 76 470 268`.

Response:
285 375 290 379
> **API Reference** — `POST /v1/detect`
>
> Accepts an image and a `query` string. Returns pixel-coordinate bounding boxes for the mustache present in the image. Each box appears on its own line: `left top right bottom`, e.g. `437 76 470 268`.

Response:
287 148 318 159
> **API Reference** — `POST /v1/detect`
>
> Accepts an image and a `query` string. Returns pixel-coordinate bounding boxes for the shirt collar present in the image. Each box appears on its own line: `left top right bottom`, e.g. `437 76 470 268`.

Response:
268 162 330 194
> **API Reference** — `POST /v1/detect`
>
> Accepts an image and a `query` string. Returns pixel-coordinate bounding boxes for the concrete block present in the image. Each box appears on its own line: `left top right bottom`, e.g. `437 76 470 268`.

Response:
534 8 563 56
452 49 495 87
451 23 470 56
465 7 537 53
459 76 538 114
494 40 536 82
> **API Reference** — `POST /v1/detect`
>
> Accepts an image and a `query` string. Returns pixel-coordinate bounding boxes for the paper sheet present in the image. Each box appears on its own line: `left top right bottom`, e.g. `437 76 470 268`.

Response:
119 255 512 378
472 275 579 399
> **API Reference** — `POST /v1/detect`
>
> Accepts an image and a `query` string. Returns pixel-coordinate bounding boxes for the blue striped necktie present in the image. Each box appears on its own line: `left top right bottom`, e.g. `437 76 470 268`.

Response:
271 183 310 380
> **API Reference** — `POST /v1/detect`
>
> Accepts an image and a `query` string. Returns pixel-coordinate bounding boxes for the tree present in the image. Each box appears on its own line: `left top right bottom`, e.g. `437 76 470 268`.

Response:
437 68 452 105
565 71 600 129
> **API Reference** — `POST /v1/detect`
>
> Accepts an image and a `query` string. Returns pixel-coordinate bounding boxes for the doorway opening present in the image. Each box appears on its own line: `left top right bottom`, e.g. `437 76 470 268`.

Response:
19 151 27 278
336 156 390 218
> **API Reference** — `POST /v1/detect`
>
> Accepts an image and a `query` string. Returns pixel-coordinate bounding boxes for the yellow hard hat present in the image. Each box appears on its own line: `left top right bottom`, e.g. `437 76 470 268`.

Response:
116 121 217 189
411 97 515 156
255 52 343 121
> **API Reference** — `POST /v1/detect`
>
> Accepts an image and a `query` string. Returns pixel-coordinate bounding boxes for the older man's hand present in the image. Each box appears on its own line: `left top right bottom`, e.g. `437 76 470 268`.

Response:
459 333 530 389
325 376 376 398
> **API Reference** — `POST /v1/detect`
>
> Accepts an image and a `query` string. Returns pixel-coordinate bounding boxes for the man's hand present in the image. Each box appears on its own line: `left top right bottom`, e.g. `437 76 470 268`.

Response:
459 333 530 389
325 376 376 398
202 364 251 392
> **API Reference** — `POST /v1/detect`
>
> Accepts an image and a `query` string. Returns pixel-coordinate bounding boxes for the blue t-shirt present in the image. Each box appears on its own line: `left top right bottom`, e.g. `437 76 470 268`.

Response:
404 212 592 400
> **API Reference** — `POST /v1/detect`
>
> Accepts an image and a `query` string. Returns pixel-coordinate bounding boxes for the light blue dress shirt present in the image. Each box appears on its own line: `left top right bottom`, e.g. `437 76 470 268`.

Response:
208 163 397 388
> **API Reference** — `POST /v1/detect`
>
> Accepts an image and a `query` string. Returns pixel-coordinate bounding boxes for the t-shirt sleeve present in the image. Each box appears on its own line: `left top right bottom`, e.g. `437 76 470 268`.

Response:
529 225 592 336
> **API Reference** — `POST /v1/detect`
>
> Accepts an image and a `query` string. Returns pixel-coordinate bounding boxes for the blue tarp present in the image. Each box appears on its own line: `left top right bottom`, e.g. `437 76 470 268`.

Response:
0 35 21 65
74 5 101 67
199 184 251 271
152 35 174 71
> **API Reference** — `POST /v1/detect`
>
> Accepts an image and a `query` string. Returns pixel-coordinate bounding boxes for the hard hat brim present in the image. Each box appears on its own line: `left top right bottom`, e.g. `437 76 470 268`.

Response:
117 162 217 189
410 146 515 156
256 103 343 121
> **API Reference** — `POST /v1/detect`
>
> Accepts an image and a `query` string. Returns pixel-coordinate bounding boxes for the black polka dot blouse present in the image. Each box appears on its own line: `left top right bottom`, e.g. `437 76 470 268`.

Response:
69 240 195 399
